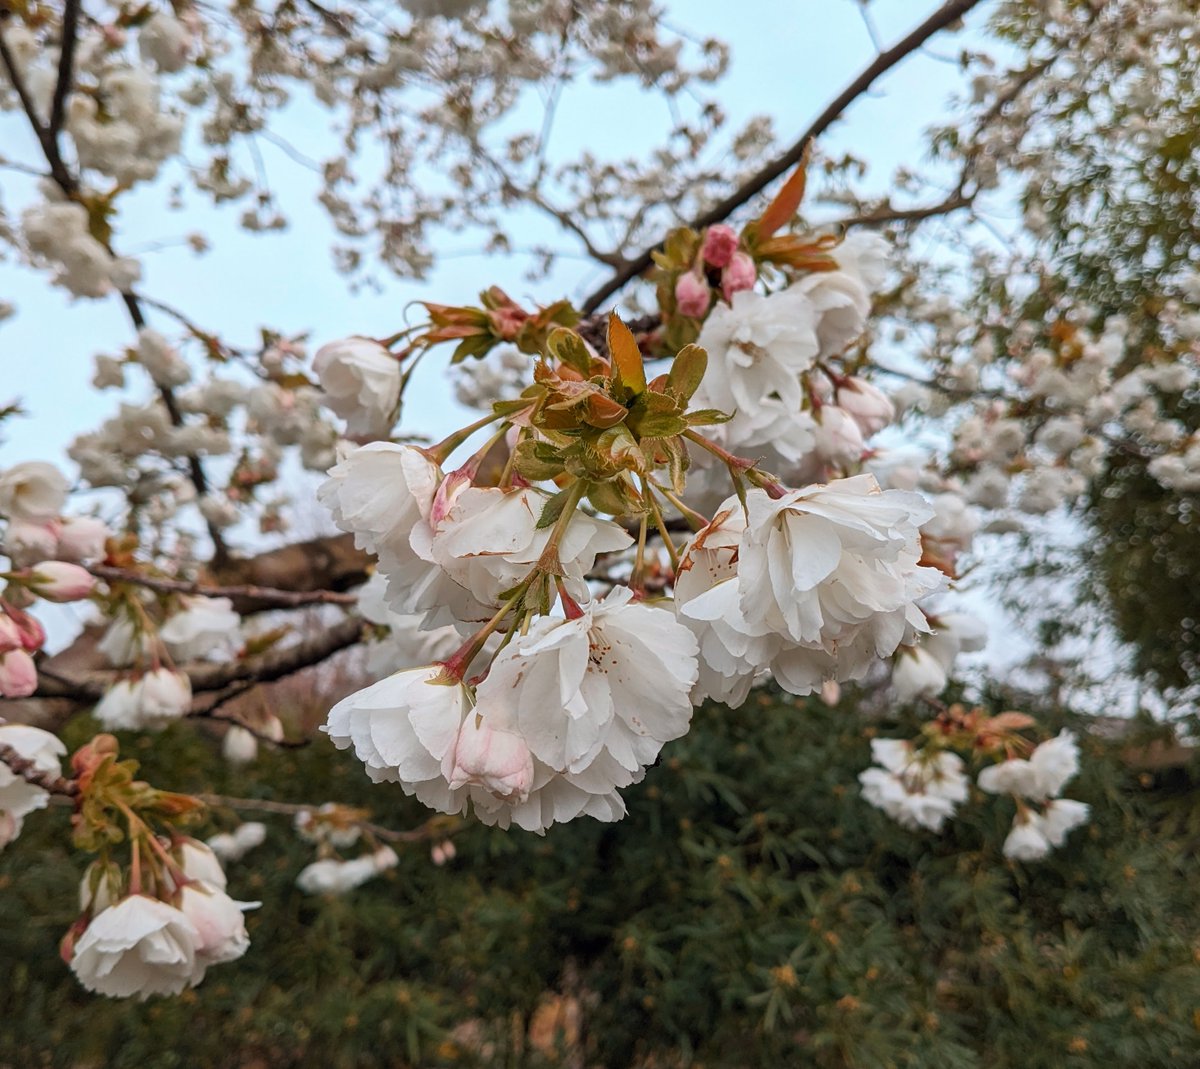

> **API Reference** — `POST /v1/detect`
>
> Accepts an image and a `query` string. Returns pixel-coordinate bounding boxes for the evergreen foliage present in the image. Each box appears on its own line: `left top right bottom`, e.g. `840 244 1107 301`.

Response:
2 693 1196 1068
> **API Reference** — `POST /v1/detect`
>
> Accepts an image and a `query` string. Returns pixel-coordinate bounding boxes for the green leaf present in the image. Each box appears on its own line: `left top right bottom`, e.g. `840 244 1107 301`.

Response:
633 412 688 438
546 328 593 375
513 438 565 481
661 434 691 494
450 334 498 364
667 344 708 403
587 477 640 517
686 407 734 426
535 487 573 530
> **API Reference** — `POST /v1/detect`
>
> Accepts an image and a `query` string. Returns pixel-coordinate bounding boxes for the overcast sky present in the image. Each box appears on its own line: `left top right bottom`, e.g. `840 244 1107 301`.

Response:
0 0 991 465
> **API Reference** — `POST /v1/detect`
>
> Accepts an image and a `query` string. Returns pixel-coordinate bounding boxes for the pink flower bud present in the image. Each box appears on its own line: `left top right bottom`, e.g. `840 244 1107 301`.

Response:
27 561 97 602
836 378 896 437
701 224 739 268
674 272 712 318
0 614 20 654
446 717 535 803
12 609 46 652
56 517 111 563
721 251 757 301
430 466 472 526
0 810 19 849
0 649 37 698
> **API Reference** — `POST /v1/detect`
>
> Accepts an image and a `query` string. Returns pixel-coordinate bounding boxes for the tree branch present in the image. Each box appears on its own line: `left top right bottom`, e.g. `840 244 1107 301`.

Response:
580 0 986 313
20 615 365 704
0 742 79 798
197 793 461 845
840 189 974 229
89 564 359 608
49 0 80 141
1 9 230 561
0 10 76 193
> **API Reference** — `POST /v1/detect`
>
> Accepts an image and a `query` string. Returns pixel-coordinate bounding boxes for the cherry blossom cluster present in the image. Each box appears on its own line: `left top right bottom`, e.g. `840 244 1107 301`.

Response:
859 707 1090 861
2 2 754 288
0 731 255 999
310 196 972 833
0 462 103 699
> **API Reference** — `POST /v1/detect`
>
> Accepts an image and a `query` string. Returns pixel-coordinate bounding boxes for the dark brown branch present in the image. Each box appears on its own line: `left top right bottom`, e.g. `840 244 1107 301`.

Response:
1 10 228 561
0 742 79 798
580 0 986 313
189 688 311 749
48 0 80 140
89 564 359 608
197 793 461 845
21 615 364 703
840 190 974 229
0 11 76 194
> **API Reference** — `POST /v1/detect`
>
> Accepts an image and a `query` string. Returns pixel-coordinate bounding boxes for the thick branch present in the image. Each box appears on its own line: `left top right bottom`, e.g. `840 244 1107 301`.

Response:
89 564 359 608
22 614 364 704
580 0 986 313
206 532 372 610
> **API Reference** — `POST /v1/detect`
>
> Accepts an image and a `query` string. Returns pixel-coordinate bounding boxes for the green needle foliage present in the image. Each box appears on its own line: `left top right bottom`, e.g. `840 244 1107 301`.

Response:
2 691 1197 1069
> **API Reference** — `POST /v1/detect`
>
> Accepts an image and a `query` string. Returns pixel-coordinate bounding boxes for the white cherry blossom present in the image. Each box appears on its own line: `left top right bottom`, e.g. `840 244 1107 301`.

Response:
69 896 203 1000
160 596 240 662
312 338 402 438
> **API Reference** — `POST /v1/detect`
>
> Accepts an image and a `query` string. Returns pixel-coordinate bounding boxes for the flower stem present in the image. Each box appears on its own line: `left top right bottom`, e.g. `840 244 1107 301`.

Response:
652 480 708 531
440 580 532 682
642 478 679 572
428 410 509 465
683 429 754 471
535 478 590 573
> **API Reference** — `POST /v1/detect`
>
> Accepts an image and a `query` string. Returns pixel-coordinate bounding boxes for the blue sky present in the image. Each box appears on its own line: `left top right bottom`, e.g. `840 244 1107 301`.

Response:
0 0 992 465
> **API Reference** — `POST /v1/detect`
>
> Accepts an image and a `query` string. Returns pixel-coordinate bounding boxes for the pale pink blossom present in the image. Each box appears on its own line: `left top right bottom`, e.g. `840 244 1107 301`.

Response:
56 516 111 562
674 271 711 318
720 250 757 300
811 405 866 466
446 716 536 802
27 560 96 601
3 519 60 566
836 377 896 437
160 596 240 661
0 648 37 698
177 885 257 966
977 730 1080 801
0 724 66 842
94 669 192 731
892 645 947 702
1002 813 1051 861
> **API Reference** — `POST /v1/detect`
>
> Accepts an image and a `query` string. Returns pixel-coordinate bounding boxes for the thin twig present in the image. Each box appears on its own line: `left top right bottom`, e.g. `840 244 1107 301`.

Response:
0 742 79 798
48 0 80 139
0 11 76 193
0 8 230 561
197 793 461 845
580 0 986 313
